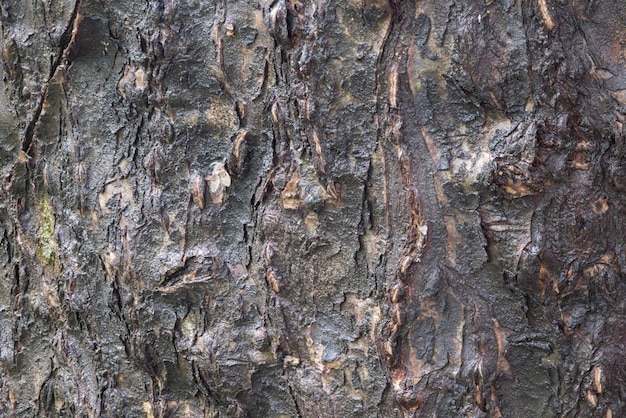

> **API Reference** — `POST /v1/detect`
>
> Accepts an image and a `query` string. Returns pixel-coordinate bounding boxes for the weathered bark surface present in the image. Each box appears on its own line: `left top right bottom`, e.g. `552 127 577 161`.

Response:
376 1 626 416
0 0 625 417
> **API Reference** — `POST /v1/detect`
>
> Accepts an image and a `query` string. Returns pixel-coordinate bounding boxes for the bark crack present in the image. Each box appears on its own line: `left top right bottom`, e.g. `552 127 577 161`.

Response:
50 0 81 80
287 382 303 418
21 0 80 159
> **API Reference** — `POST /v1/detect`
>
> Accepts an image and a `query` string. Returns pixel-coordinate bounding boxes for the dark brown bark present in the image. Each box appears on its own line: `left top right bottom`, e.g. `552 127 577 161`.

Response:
0 0 625 417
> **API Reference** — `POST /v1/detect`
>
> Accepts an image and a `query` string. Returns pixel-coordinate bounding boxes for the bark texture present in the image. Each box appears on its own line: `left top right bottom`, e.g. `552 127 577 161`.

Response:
0 0 625 417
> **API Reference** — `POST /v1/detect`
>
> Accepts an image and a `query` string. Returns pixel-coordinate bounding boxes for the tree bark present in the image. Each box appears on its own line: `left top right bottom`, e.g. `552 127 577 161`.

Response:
1 0 625 417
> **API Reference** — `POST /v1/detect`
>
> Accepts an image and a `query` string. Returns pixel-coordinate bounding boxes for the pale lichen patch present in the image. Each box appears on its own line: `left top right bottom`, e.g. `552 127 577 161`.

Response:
98 179 134 213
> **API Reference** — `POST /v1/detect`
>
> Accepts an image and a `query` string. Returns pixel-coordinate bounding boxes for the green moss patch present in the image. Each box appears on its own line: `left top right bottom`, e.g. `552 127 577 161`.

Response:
37 197 58 267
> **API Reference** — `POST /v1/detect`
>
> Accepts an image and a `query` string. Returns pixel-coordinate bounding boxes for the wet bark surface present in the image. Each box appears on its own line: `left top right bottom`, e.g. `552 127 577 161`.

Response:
0 0 625 417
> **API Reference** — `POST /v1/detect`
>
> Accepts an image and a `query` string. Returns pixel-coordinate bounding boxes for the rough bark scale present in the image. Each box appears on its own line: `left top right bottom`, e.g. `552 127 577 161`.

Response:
0 0 624 417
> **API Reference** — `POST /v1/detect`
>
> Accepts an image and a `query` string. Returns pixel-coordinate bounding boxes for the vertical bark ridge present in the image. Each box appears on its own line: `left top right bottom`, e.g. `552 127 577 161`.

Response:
374 0 626 416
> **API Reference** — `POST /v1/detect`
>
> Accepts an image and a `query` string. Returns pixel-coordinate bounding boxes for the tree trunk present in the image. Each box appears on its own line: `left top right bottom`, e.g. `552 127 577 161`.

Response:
1 0 625 416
